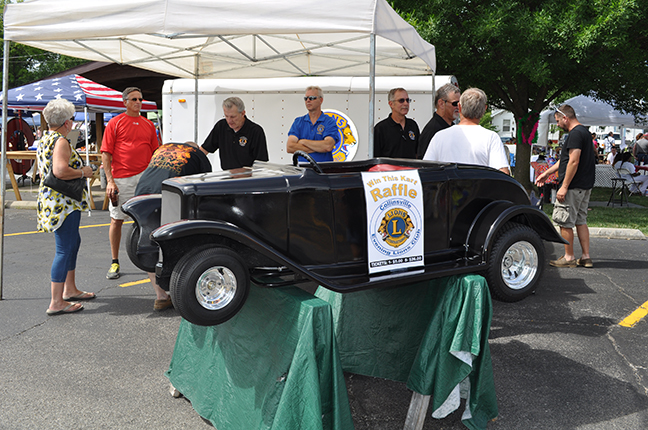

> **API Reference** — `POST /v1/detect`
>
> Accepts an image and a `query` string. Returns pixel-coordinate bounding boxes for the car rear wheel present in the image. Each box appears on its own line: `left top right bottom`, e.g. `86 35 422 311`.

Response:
484 222 544 302
169 246 250 326
126 223 158 273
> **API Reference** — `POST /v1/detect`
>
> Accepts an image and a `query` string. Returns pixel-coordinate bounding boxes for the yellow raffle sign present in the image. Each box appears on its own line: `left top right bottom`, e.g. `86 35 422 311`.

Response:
361 169 424 274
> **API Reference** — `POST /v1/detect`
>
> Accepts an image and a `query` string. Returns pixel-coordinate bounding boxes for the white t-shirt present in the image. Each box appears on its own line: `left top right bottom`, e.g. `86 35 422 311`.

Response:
607 152 617 165
423 124 510 170
604 136 615 153
614 160 636 175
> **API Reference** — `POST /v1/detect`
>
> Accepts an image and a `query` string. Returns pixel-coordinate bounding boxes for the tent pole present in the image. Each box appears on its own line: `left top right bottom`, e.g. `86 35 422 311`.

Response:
368 33 376 158
84 106 91 216
194 55 199 144
1 39 10 299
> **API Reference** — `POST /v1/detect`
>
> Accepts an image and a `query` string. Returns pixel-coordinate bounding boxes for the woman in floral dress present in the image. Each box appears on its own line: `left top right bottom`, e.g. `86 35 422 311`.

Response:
37 99 96 315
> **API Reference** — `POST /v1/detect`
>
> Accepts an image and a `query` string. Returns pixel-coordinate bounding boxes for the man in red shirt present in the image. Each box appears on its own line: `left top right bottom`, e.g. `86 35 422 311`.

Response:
101 87 159 279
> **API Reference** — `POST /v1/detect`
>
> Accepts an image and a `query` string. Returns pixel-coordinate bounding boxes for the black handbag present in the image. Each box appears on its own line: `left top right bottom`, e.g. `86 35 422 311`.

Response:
43 165 85 202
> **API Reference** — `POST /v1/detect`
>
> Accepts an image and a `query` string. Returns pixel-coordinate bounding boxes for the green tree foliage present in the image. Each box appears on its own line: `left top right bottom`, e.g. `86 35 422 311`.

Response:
1 0 87 88
392 0 648 189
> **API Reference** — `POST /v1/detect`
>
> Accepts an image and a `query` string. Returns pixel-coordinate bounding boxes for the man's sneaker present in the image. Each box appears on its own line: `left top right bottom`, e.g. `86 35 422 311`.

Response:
106 263 120 279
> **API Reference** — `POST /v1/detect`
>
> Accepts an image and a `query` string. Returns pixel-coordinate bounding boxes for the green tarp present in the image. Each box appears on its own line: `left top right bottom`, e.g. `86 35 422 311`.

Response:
166 274 497 430
315 274 498 430
166 285 353 430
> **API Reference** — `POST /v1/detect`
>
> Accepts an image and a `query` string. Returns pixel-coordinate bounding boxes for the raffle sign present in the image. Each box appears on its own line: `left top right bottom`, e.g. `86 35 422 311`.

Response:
361 170 424 274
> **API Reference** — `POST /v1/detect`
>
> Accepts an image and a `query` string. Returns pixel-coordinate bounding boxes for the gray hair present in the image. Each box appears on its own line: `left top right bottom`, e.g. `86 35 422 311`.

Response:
459 88 488 120
305 86 323 98
43 98 75 128
122 87 142 101
222 97 245 113
436 83 460 103
388 88 407 102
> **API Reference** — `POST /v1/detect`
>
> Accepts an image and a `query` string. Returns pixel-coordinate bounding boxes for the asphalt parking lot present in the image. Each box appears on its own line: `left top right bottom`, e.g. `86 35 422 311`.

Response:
1 186 647 429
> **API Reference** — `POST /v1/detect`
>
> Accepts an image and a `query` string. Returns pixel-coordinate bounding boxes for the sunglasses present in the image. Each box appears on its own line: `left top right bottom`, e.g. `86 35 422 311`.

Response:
304 96 320 101
129 97 144 102
555 108 567 117
392 98 411 103
444 100 459 107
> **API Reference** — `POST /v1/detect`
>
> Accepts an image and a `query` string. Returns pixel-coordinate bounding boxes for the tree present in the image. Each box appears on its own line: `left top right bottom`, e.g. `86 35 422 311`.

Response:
0 0 87 89
393 0 648 189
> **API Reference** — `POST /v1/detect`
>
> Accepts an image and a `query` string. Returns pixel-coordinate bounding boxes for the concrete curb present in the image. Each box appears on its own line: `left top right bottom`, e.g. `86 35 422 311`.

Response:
554 225 645 240
578 226 645 240
4 201 38 210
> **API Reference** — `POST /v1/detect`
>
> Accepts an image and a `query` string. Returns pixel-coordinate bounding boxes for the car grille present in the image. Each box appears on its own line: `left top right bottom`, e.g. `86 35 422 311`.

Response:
161 190 182 225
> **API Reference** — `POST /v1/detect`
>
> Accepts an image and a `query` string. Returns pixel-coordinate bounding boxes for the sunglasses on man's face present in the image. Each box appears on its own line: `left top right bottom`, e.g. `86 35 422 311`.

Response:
304 96 320 101
445 100 459 107
393 98 411 104
129 97 144 102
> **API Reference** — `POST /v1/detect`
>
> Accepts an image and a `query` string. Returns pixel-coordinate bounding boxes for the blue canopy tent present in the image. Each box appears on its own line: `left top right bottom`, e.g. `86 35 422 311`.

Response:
1 74 158 175
0 74 157 113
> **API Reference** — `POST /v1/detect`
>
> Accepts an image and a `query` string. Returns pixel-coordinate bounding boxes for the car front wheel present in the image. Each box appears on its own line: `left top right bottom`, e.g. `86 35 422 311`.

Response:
484 222 545 302
169 246 250 326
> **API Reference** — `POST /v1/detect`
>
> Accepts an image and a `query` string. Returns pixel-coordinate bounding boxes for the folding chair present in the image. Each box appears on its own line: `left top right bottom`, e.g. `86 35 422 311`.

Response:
618 168 643 195
607 169 629 207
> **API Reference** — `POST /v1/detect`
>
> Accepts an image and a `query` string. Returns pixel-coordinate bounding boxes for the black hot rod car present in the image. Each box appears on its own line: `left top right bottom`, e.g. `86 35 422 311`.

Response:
123 153 565 326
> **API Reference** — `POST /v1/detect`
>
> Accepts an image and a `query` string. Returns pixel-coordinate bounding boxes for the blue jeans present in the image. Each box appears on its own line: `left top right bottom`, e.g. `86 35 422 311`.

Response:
51 210 81 283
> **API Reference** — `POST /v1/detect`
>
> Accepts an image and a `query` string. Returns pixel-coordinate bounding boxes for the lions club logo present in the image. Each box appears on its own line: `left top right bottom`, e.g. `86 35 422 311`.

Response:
368 198 423 258
408 130 416 140
324 109 358 162
378 208 415 248
238 136 248 147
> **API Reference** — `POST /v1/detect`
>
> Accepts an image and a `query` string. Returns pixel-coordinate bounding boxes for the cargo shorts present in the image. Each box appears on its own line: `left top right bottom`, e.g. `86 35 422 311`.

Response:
552 188 591 229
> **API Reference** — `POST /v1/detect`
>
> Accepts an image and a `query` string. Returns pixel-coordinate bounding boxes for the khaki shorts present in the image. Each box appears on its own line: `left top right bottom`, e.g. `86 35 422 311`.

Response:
552 188 591 229
108 172 143 220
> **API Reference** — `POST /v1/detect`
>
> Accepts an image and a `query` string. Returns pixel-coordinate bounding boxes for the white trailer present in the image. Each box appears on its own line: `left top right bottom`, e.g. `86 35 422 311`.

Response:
162 76 457 170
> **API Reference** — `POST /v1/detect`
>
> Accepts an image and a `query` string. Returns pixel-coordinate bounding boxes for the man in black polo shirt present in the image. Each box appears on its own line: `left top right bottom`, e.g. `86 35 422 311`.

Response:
417 83 461 158
373 88 420 159
200 97 269 169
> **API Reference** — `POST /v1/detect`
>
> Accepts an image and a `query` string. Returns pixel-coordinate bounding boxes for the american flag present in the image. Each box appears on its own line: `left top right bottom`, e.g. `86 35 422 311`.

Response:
1 74 157 112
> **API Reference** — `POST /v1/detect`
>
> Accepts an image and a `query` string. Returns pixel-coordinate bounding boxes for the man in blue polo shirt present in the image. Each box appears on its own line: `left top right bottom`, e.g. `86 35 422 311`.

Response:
287 86 340 162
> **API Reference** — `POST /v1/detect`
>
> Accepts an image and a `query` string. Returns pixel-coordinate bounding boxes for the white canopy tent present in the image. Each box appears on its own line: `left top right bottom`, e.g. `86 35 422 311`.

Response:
1 0 436 294
2 0 435 78
537 95 648 146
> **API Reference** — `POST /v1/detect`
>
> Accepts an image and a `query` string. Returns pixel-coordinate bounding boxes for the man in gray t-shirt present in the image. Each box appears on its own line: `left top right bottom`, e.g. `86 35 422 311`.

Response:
633 134 648 164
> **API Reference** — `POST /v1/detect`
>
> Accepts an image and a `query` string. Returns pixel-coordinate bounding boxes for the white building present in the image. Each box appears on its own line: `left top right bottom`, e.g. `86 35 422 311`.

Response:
490 109 516 142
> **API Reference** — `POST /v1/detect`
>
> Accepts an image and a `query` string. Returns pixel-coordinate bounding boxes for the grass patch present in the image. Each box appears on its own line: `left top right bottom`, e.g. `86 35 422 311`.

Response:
541 187 648 235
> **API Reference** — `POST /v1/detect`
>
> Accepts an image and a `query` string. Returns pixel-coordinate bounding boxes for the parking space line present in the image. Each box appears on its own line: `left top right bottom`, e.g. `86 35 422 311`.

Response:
120 278 151 288
619 300 648 327
3 220 132 237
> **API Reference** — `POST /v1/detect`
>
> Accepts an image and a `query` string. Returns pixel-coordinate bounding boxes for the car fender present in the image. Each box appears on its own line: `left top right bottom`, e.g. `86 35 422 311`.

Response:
152 219 337 287
121 194 162 254
466 200 567 261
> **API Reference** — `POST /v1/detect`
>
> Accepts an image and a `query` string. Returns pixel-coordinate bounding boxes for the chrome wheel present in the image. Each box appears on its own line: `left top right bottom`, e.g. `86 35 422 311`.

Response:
195 266 238 310
500 241 538 290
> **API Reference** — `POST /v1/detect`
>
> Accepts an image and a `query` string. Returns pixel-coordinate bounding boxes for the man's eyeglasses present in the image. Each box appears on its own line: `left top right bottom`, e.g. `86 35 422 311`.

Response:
555 108 567 117
129 97 144 102
444 100 459 107
304 96 320 101
392 98 411 104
